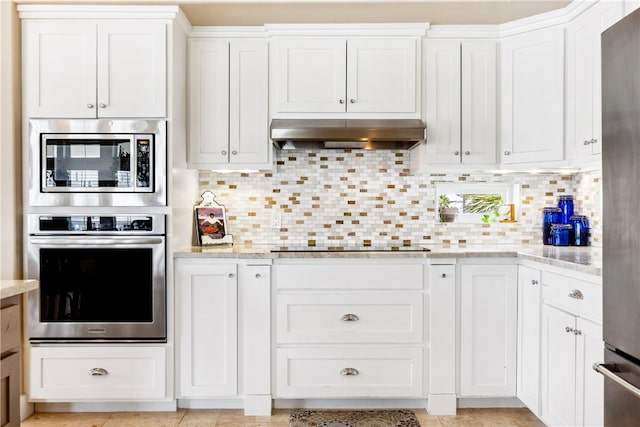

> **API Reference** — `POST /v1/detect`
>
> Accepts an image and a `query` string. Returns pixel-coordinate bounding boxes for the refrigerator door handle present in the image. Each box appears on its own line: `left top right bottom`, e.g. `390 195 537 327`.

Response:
594 362 640 400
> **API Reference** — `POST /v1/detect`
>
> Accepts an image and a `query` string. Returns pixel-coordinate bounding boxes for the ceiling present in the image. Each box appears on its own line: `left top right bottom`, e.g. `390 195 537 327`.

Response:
14 1 573 26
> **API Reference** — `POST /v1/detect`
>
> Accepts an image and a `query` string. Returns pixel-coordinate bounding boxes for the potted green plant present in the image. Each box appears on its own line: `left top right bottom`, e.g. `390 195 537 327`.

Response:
438 194 458 223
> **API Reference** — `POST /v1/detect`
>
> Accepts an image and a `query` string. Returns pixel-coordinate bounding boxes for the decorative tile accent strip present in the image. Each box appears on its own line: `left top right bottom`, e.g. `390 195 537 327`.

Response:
197 150 602 247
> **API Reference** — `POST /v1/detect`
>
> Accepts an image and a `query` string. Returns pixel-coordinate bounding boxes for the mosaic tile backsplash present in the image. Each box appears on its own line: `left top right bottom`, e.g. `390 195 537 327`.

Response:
197 150 602 247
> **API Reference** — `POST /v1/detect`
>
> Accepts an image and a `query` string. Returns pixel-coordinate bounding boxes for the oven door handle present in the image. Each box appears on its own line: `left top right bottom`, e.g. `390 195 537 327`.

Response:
29 237 164 245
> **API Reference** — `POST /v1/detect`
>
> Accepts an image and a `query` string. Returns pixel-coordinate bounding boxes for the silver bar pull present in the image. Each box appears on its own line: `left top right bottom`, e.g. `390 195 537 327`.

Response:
340 367 359 376
89 367 109 376
341 313 359 322
568 289 584 300
594 363 640 400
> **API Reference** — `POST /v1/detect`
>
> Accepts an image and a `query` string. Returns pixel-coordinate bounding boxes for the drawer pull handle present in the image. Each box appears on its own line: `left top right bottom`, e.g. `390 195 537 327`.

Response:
566 326 574 333
89 368 109 376
341 313 359 322
574 329 582 336
568 289 584 300
340 367 359 376
531 280 538 285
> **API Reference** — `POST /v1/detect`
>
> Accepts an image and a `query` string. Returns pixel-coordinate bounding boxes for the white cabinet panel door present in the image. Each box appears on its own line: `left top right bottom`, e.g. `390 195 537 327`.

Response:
500 27 564 164
517 266 542 415
576 317 604 427
274 38 347 113
97 21 167 118
460 264 517 397
346 38 417 113
176 263 238 397
24 21 97 118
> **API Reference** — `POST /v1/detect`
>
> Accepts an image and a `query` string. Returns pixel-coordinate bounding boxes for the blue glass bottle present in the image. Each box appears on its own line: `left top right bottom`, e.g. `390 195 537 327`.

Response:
570 215 590 246
542 207 562 245
557 195 574 224
552 224 572 246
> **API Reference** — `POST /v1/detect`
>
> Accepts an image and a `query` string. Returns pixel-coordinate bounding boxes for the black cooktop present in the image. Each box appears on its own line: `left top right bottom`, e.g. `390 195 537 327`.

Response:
270 246 430 252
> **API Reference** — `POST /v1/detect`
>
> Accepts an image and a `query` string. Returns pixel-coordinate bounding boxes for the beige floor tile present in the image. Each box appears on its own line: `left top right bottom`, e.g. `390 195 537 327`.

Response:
21 412 111 427
102 411 186 427
177 409 221 426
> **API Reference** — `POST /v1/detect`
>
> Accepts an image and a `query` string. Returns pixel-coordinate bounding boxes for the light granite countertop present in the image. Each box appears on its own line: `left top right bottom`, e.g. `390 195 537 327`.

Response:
174 244 602 276
0 279 39 300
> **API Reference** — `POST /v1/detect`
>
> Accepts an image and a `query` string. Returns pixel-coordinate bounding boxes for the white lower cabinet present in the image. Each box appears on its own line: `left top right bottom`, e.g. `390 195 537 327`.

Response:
28 346 166 400
176 262 238 397
459 263 517 397
273 260 426 399
517 265 542 415
540 269 603 427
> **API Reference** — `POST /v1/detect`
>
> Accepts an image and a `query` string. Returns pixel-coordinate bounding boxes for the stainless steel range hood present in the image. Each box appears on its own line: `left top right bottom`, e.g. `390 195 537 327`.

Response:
270 119 426 150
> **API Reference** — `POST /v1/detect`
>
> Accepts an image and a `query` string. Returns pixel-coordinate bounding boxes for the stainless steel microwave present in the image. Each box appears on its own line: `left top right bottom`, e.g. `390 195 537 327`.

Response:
27 119 167 207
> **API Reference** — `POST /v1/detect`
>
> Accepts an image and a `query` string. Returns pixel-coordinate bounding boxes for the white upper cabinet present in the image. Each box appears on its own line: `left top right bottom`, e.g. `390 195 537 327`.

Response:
188 36 270 169
500 27 565 164
24 20 166 118
424 40 497 165
567 1 624 160
273 37 418 114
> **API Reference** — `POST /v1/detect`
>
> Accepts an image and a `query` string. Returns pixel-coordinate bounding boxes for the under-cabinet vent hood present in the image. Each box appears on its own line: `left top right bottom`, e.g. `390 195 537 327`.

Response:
270 119 426 150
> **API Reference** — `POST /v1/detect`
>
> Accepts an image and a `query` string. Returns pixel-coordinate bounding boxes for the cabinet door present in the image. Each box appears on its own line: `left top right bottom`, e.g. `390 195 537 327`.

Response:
188 39 230 165
575 318 603 427
461 41 497 164
274 38 347 113
541 304 577 426
500 27 564 164
176 262 238 397
517 266 542 415
229 40 269 165
424 40 462 164
97 21 167 118
567 2 623 160
459 264 517 397
23 20 97 118
346 38 417 113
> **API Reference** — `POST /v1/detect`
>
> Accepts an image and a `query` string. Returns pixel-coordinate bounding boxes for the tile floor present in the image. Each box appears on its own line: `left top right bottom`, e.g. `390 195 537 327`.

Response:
20 408 545 426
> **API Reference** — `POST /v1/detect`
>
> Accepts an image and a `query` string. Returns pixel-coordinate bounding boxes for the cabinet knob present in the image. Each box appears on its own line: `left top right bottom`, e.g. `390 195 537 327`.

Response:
591 138 598 144
531 279 538 285
565 326 574 333
568 289 584 300
441 273 447 278
339 99 345 104
341 313 360 322
574 329 582 336
454 151 460 156
232 151 238 155
583 140 591 146
255 273 261 279
87 104 94 109
222 151 227 155
340 367 359 376
89 367 109 376
465 151 470 155
99 103 106 109
504 151 511 156
350 99 356 104
228 273 235 278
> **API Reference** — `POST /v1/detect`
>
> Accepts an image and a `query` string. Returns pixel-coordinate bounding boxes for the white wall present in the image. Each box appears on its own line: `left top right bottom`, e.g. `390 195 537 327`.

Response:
0 1 23 279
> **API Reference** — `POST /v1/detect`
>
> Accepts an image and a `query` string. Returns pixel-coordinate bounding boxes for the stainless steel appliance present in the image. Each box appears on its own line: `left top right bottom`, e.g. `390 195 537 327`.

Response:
25 213 166 342
27 119 167 207
595 9 640 425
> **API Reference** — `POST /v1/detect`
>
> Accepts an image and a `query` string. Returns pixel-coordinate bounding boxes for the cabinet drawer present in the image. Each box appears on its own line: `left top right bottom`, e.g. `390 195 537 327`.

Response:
277 293 423 344
542 271 602 323
1 304 21 353
274 264 423 290
276 347 423 398
29 346 166 400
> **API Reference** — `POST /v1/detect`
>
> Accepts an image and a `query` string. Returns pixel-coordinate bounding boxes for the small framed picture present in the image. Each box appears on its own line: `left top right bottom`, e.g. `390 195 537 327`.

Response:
195 206 228 245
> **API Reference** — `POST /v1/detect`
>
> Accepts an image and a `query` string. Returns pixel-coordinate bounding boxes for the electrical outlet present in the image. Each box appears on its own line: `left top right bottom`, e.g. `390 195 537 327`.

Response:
271 211 282 229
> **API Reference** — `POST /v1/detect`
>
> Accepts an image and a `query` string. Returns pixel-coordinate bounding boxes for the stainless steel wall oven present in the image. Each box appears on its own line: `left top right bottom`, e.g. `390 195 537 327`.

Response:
27 119 167 207
26 213 166 342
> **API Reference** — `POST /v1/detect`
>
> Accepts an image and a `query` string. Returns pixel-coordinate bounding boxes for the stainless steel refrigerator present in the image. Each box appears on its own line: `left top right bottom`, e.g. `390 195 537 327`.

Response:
597 8 640 426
